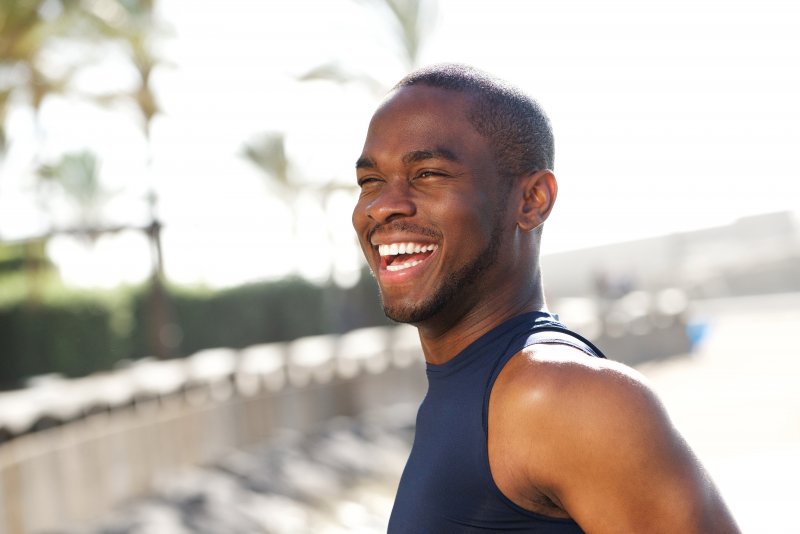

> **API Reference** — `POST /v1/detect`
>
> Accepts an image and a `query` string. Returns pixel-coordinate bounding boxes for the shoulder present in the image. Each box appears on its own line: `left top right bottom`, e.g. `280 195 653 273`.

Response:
490 342 670 481
490 343 738 532
493 342 657 425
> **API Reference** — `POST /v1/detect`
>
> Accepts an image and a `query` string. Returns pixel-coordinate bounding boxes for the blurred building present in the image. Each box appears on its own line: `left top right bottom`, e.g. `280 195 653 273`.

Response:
543 211 800 299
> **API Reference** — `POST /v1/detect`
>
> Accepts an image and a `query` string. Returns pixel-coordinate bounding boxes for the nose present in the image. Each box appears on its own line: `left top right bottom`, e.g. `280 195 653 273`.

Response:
363 181 416 224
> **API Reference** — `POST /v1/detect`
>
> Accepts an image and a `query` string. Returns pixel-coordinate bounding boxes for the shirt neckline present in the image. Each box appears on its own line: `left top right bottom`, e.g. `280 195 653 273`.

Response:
425 311 555 378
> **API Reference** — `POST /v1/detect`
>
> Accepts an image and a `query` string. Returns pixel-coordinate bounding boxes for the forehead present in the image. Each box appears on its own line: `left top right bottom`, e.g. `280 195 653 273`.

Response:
373 85 472 124
362 85 486 159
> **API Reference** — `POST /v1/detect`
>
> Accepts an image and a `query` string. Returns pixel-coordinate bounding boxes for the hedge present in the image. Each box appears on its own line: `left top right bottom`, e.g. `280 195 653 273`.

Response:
0 270 390 390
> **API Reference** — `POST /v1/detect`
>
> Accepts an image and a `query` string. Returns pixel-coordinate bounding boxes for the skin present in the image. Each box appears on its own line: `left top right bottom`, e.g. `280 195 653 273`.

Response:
352 84 740 533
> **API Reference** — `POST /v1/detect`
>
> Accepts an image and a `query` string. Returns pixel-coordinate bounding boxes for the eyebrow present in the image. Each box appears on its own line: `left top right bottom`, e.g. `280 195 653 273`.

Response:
402 148 460 165
355 156 376 170
355 147 460 170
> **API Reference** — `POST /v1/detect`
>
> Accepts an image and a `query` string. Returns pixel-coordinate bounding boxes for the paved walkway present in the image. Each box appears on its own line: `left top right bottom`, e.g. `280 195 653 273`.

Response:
637 292 800 533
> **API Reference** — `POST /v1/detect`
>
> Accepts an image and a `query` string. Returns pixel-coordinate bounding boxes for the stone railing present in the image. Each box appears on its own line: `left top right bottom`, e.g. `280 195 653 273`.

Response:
0 325 426 534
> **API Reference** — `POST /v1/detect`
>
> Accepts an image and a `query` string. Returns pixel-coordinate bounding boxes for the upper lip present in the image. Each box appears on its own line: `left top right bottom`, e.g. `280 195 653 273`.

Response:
368 222 440 248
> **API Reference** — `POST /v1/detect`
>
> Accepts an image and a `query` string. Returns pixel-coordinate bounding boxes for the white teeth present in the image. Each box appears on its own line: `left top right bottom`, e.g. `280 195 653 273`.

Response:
377 242 438 257
386 259 422 272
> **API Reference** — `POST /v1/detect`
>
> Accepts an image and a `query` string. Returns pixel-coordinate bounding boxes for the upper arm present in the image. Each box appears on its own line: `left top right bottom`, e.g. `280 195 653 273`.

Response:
502 349 739 533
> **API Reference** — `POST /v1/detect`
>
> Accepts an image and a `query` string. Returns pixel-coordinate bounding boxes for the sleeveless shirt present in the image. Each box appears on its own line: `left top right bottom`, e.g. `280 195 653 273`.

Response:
388 312 605 533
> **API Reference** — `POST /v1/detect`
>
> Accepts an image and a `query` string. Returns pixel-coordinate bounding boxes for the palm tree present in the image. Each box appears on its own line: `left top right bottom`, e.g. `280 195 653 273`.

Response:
83 0 162 140
0 0 88 158
242 131 302 271
36 150 111 237
1 0 87 303
243 131 291 197
0 0 48 155
81 0 177 359
298 0 438 95
0 85 11 155
242 130 360 281
2 0 175 356
291 0 438 287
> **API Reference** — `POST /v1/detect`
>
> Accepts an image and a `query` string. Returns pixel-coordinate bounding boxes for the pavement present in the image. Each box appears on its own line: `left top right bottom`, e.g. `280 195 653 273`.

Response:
637 292 800 533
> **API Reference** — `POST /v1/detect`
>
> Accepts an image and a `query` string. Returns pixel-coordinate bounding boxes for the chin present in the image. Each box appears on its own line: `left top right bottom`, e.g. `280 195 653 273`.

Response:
381 292 448 325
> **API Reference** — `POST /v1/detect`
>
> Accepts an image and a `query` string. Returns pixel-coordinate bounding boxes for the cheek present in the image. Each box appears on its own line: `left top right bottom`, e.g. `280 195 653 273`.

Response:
436 191 497 237
425 203 494 267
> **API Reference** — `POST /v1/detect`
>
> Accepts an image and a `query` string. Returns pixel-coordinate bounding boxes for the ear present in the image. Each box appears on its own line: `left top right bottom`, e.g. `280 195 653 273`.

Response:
517 170 557 232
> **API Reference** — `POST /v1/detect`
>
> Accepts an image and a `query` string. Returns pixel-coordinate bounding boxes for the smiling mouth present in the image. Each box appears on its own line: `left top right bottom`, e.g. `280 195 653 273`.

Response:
377 242 438 272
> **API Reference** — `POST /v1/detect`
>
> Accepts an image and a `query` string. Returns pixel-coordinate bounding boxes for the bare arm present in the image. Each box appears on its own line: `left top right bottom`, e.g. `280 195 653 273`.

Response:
490 346 740 533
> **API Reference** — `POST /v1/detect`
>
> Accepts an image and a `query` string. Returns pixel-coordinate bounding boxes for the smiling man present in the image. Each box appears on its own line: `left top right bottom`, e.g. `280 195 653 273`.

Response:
352 64 739 533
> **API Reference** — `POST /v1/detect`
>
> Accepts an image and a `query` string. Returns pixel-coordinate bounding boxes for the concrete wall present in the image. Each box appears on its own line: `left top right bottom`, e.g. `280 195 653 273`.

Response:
0 325 426 534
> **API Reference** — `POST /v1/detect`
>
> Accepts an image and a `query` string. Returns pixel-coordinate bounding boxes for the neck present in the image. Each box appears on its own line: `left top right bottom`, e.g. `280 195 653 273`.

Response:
416 268 547 365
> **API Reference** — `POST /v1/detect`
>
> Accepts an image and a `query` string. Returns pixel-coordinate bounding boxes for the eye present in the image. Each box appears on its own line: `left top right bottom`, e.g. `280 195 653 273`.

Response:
357 176 382 188
416 170 445 179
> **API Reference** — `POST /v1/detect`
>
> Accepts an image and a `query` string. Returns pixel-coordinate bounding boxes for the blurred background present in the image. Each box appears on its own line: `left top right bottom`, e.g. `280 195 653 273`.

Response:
1 0 799 532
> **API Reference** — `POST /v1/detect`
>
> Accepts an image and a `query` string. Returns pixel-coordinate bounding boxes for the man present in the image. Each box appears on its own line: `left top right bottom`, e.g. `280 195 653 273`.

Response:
352 64 739 533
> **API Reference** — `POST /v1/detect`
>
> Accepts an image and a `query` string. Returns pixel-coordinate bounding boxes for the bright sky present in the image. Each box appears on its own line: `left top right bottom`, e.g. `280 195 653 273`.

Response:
1 0 798 288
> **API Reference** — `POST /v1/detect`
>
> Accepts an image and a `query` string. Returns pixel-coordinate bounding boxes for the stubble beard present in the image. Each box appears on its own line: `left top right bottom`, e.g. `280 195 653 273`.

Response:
379 221 504 325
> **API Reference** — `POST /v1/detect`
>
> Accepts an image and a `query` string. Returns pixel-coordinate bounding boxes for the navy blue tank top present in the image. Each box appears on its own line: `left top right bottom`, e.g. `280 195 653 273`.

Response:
388 312 605 533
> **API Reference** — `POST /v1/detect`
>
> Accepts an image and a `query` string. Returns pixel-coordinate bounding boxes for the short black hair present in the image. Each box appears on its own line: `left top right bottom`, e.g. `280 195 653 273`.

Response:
394 63 554 179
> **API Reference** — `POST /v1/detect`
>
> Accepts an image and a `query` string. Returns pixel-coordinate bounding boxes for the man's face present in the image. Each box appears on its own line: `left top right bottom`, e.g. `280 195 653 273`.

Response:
352 85 510 324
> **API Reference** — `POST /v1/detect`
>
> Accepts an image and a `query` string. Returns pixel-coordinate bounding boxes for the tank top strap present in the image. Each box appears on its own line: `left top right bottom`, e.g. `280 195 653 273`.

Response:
520 326 606 360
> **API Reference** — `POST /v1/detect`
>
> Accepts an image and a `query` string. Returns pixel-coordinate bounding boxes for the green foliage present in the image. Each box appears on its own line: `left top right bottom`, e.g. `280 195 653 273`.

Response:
0 291 126 388
0 270 390 390
0 240 60 307
128 275 389 357
0 0 87 154
0 240 52 275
